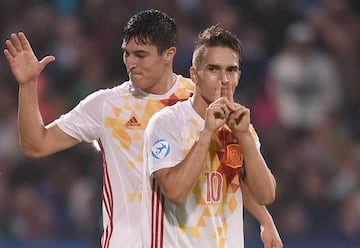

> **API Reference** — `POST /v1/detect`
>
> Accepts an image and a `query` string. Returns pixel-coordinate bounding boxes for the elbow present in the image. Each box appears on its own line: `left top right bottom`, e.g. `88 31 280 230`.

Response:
21 143 47 158
162 189 188 205
257 191 276 206
255 183 277 205
22 149 45 158
168 197 187 206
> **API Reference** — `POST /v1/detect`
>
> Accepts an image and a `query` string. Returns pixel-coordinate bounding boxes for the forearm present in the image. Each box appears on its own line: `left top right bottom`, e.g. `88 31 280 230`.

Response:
243 183 283 247
155 128 213 204
18 82 47 156
243 183 274 226
236 131 276 205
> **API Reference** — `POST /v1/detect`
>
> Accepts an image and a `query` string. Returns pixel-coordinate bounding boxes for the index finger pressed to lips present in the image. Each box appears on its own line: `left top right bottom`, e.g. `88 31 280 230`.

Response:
214 82 222 101
227 83 234 103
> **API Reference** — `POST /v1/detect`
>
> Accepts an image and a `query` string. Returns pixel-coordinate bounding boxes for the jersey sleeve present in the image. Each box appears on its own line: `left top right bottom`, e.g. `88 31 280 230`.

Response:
144 108 184 176
51 89 108 142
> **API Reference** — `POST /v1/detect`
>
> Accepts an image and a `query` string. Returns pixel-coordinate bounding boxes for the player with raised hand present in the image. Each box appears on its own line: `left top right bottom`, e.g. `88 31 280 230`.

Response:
4 10 196 248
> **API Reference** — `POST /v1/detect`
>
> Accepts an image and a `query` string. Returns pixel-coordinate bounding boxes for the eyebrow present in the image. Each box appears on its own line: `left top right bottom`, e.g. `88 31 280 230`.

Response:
122 47 150 55
206 64 239 70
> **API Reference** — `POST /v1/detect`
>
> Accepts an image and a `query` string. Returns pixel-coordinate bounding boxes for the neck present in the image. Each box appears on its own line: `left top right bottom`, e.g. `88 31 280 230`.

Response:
191 91 209 119
162 72 176 94
147 72 176 95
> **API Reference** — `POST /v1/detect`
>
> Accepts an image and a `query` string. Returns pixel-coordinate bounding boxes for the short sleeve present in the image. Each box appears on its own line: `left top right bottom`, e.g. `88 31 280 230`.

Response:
144 108 184 175
53 89 108 142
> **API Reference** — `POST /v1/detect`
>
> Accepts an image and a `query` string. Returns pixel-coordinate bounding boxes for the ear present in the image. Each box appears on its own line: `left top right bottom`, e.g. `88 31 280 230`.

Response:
190 66 199 84
164 47 176 61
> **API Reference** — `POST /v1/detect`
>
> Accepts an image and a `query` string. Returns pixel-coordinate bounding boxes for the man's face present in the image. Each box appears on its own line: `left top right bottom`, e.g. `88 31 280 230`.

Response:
122 38 166 93
192 46 240 103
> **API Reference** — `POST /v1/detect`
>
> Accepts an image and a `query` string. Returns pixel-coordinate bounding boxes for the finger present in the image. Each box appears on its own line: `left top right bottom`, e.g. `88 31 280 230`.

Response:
221 84 227 98
221 104 231 118
11 33 23 51
227 82 234 103
213 98 234 113
18 32 32 50
214 82 221 100
210 102 229 120
232 106 249 119
4 39 16 57
223 97 236 112
40 55 56 68
3 49 13 62
210 104 226 119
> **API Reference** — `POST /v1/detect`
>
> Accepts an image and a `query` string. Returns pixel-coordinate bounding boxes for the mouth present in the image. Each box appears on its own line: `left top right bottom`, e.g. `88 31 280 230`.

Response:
129 72 144 84
129 71 142 77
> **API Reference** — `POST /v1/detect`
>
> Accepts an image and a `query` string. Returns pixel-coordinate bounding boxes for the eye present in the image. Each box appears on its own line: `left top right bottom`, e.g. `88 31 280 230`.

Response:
208 66 218 72
135 52 147 59
228 67 238 73
123 51 130 58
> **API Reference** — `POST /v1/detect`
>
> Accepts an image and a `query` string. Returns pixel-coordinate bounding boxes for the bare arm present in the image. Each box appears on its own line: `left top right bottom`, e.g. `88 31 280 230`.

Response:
225 83 276 205
4 32 79 157
242 183 283 248
236 127 276 205
154 128 213 205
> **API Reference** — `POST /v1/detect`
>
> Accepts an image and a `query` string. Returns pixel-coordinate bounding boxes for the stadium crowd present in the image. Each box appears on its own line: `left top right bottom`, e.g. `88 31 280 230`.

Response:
0 0 359 247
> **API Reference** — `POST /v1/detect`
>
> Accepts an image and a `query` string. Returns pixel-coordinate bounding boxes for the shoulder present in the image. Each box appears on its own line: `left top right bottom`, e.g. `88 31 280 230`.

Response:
80 81 132 104
178 75 195 87
175 75 195 94
147 100 188 131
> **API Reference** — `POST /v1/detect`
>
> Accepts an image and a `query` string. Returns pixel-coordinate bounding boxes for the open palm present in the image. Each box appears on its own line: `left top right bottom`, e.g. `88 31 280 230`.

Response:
4 32 55 85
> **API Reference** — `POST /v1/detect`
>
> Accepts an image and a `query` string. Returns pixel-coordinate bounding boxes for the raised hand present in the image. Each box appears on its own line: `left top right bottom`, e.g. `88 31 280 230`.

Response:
204 82 235 133
223 82 250 133
4 32 55 85
227 103 250 133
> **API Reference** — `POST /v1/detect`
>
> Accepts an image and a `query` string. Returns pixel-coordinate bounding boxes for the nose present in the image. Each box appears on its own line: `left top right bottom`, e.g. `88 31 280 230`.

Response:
124 54 137 70
220 71 229 85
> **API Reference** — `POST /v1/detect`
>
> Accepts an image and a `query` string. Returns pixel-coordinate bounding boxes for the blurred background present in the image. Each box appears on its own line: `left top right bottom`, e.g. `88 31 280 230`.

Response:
1 0 360 247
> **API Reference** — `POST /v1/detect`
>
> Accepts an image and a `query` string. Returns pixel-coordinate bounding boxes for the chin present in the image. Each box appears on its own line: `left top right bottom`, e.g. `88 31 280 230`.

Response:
130 78 143 86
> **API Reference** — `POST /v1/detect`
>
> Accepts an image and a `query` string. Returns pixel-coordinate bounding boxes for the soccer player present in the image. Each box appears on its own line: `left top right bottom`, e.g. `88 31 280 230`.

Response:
4 9 195 248
142 25 282 247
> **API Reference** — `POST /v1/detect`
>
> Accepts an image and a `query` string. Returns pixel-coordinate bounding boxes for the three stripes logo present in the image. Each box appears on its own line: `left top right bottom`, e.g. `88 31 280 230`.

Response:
126 116 141 128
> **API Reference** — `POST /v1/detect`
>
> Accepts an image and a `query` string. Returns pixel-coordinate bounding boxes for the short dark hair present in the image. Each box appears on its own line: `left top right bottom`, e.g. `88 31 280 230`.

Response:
122 9 178 54
192 24 245 68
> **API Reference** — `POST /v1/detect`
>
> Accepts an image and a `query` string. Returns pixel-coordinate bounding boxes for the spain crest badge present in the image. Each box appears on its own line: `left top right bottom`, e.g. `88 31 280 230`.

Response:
225 144 243 168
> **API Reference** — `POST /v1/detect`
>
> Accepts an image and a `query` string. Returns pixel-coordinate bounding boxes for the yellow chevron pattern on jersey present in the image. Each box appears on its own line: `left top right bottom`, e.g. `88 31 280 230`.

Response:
177 123 248 247
104 76 194 168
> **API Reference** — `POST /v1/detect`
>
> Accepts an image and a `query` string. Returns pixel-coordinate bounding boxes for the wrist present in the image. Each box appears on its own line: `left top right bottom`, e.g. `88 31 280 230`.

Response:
198 128 213 143
19 79 37 89
259 211 275 227
235 130 253 144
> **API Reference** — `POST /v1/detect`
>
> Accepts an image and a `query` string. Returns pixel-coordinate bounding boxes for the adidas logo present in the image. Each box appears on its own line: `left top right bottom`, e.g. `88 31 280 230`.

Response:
126 116 141 128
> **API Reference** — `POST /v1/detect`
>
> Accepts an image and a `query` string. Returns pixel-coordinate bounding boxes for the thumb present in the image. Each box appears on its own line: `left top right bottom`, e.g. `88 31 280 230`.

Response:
39 55 55 68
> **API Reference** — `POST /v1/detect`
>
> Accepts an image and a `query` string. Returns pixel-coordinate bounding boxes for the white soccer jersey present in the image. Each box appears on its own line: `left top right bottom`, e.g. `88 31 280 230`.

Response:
54 75 195 248
142 99 261 248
